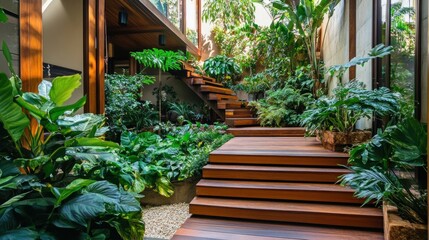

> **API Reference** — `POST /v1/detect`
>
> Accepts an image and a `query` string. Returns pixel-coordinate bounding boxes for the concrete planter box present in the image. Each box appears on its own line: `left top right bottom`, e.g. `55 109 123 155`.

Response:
140 178 198 206
383 203 427 240
318 130 372 152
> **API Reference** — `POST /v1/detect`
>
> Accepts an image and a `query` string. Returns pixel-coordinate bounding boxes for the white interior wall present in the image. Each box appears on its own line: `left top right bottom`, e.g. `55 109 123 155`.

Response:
42 0 84 110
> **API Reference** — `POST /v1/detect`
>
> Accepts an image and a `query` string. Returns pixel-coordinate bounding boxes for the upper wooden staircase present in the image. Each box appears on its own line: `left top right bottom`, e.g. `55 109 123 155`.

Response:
180 63 259 127
172 129 384 240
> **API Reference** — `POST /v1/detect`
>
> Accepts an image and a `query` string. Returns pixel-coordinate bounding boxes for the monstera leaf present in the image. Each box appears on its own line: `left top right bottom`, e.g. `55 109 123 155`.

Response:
0 73 30 142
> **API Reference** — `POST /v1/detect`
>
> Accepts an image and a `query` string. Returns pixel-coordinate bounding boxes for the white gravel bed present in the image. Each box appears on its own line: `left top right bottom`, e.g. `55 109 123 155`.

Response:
143 203 191 240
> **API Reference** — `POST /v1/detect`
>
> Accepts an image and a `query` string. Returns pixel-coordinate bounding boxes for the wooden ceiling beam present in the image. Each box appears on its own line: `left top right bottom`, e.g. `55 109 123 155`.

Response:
108 25 165 35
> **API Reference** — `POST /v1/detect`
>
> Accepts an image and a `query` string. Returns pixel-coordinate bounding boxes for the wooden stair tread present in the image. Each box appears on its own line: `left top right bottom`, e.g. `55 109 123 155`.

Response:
197 179 361 204
190 197 383 229
203 164 349 182
172 217 384 240
208 93 238 101
197 179 354 192
187 78 224 87
227 127 305 137
225 117 259 127
200 85 234 95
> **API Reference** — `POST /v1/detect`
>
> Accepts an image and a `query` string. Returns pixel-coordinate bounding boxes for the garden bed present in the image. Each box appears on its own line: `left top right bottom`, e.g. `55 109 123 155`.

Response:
383 203 427 240
141 178 198 206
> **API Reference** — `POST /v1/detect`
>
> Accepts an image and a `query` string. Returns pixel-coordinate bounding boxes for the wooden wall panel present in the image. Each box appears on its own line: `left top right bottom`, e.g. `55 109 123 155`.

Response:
84 0 105 114
348 0 356 80
96 0 105 113
20 0 43 93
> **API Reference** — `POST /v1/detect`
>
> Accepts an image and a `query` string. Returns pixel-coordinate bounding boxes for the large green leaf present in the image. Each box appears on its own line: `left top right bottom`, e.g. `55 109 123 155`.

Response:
49 96 87 121
58 192 106 227
0 207 18 232
65 137 119 148
56 113 107 137
38 80 52 99
52 178 96 206
0 228 39 240
0 73 30 142
49 74 81 106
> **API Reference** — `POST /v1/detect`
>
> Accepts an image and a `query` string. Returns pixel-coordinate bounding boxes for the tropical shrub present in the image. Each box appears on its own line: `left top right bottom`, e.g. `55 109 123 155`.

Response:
203 55 242 84
249 87 312 127
131 48 186 122
301 81 400 135
105 73 157 140
340 117 427 224
0 70 144 238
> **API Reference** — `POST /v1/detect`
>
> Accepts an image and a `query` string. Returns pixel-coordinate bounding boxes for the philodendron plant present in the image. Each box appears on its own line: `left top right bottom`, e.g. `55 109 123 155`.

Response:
0 33 145 238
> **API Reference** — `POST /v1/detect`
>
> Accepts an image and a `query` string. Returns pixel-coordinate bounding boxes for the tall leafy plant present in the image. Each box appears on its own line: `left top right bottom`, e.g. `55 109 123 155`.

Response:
202 0 256 30
203 55 242 84
340 118 427 224
271 0 340 95
131 48 186 122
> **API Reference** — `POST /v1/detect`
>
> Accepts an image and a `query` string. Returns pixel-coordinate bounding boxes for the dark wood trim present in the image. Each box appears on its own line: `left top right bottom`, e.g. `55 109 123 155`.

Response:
384 0 391 88
19 0 43 93
96 0 105 114
348 0 356 81
108 26 165 35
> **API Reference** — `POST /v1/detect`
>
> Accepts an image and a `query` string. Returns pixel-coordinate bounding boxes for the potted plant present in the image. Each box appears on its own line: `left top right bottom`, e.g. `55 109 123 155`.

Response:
301 81 400 151
301 44 399 151
340 117 427 239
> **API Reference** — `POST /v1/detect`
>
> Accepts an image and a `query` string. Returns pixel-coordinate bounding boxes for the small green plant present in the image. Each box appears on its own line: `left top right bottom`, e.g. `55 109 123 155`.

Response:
131 48 186 122
203 55 242 84
340 118 427 224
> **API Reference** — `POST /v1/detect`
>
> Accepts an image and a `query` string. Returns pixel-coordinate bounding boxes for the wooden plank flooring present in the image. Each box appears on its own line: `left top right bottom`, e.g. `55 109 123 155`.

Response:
172 217 384 240
172 135 383 239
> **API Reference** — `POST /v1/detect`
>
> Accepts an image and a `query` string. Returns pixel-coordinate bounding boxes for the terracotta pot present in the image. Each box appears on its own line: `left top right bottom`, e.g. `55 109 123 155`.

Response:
320 130 372 152
383 202 428 240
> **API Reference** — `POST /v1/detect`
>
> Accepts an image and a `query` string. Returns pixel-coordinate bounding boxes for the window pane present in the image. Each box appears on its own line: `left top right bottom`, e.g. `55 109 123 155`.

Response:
390 0 416 114
150 0 183 31
186 0 198 46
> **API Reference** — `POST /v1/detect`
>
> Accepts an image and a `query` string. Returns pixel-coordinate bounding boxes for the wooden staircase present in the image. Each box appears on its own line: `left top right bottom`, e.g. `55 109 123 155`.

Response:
180 64 259 127
173 133 384 239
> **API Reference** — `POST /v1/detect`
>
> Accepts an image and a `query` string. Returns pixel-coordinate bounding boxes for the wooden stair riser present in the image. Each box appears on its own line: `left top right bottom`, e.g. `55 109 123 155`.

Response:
202 167 347 183
225 109 254 118
189 204 383 229
187 78 224 87
225 118 259 127
196 186 362 204
226 127 306 137
209 154 348 167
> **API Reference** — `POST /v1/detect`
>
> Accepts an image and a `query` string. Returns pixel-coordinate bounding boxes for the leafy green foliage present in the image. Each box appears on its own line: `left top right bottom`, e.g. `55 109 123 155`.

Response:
130 48 186 72
301 81 401 135
249 87 312 127
203 55 242 84
271 0 340 94
105 73 157 140
340 118 427 224
202 0 256 29
0 8 7 23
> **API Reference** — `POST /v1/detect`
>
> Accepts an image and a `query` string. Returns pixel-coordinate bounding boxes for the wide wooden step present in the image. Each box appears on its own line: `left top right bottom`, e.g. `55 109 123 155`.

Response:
225 117 259 126
200 85 234 95
202 164 350 183
187 78 224 87
217 101 245 109
210 137 349 167
208 93 238 101
172 217 384 240
225 109 254 118
196 179 362 204
227 127 306 137
190 197 383 229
